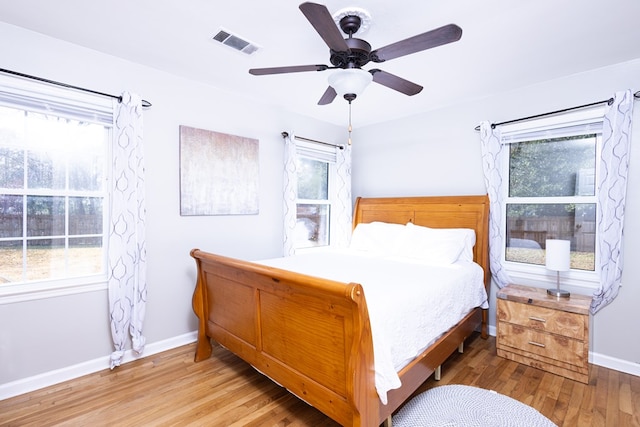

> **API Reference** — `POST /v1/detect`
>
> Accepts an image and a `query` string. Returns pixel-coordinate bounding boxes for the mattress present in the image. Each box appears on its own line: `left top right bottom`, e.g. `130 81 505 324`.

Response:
257 249 488 404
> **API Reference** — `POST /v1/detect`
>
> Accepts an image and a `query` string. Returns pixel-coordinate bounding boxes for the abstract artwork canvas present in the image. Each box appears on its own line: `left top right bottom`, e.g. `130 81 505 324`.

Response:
179 125 259 215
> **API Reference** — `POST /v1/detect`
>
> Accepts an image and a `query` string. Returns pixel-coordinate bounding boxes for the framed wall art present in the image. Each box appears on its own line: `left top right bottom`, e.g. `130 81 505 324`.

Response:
179 125 259 216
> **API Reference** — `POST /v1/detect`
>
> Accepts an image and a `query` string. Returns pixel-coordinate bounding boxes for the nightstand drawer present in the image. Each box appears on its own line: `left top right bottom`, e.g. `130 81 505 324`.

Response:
497 299 585 340
497 323 586 367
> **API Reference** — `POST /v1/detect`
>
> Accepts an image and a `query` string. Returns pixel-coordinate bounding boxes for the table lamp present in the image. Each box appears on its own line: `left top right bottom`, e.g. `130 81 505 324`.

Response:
545 239 571 298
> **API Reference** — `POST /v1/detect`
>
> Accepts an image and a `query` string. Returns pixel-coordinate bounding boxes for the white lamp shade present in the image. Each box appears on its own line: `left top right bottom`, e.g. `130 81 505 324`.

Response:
328 68 373 97
545 239 571 271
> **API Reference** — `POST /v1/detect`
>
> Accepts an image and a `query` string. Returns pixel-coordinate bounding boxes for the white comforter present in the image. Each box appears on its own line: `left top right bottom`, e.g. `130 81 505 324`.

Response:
257 249 488 404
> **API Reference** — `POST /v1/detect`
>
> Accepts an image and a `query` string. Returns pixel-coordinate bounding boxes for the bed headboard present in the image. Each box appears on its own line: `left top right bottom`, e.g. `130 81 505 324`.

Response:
352 195 490 286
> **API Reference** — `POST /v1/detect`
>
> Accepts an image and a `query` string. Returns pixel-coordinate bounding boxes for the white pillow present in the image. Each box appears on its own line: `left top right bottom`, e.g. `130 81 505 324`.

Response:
447 227 476 262
349 221 405 254
394 222 476 264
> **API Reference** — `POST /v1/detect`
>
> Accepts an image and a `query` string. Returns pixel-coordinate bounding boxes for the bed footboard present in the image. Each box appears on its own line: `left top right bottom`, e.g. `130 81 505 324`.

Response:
190 249 379 427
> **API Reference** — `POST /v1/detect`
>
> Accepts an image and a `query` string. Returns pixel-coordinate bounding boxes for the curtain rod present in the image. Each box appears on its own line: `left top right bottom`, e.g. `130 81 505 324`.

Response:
474 90 640 132
0 67 152 108
281 132 344 150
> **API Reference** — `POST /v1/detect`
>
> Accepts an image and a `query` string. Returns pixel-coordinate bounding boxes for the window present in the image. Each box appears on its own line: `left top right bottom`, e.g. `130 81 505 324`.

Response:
0 76 113 295
500 108 604 286
293 141 337 250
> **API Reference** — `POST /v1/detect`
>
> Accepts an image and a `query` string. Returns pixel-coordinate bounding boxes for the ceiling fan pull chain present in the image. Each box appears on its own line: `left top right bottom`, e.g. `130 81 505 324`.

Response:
348 100 353 145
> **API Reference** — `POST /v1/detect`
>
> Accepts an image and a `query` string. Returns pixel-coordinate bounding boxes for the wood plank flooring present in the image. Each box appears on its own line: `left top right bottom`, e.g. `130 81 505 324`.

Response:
1 333 638 426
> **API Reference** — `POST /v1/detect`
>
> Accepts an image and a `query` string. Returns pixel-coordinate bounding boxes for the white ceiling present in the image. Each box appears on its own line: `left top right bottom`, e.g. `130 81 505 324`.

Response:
1 0 639 126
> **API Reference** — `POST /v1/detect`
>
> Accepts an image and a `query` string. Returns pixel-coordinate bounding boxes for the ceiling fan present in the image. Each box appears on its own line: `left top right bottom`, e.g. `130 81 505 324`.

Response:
249 2 462 105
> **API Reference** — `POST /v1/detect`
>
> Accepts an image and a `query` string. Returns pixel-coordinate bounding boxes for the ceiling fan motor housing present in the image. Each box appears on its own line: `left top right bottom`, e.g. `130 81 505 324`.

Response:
330 37 373 68
329 14 380 69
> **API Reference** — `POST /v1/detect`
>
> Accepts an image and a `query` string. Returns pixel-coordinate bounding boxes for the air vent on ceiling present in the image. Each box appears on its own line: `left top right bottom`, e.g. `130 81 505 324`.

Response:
212 29 260 55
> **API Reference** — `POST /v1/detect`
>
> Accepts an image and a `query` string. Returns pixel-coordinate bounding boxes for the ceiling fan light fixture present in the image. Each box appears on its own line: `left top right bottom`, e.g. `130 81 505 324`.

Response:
328 68 373 100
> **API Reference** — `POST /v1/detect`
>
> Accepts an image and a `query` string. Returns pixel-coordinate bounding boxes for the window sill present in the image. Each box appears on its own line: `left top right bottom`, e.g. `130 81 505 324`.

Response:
0 276 108 304
504 263 599 295
293 245 334 255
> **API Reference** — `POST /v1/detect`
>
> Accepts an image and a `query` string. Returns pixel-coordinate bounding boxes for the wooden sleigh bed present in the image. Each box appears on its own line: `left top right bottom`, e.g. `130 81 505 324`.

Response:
190 195 490 426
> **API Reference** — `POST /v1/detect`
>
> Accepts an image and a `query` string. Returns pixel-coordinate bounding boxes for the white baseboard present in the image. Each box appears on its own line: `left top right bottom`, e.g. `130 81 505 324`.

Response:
0 331 197 401
590 352 640 377
485 325 640 377
487 324 497 337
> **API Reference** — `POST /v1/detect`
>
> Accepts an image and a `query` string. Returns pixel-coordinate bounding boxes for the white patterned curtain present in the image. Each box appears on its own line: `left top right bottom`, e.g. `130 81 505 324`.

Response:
283 135 297 256
479 122 512 289
108 92 147 368
333 145 352 248
591 90 634 313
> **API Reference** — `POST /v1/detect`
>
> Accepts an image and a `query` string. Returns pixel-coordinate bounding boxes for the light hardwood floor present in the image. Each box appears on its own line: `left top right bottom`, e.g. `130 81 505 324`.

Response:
1 334 638 426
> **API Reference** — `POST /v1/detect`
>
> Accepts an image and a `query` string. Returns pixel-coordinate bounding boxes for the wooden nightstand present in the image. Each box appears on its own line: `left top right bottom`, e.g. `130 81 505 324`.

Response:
496 284 592 383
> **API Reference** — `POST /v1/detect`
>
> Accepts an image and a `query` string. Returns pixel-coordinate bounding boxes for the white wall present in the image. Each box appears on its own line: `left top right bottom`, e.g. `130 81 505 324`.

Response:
352 58 640 374
0 22 343 395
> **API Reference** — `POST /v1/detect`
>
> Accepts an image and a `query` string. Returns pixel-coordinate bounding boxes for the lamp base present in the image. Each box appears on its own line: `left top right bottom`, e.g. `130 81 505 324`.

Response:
547 288 570 298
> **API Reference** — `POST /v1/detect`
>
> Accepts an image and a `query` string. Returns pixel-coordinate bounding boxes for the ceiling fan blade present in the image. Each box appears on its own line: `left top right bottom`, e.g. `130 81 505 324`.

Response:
317 86 337 105
299 2 350 52
371 24 462 62
249 64 329 75
370 69 423 96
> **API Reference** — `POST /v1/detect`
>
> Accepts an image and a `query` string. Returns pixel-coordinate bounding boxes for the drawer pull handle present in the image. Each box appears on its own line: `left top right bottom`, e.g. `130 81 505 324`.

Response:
528 341 546 348
528 316 546 323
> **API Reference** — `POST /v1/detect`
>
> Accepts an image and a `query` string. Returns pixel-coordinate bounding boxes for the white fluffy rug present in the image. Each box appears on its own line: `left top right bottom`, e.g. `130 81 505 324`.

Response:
392 385 557 427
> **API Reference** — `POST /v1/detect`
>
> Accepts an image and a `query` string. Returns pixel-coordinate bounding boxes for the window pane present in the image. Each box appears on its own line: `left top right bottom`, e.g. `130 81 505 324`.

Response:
509 135 596 197
0 106 26 167
27 149 66 190
0 240 22 282
297 158 328 200
506 203 595 271
295 204 330 248
27 239 67 280
26 238 66 281
68 125 106 191
0 147 24 189
27 196 66 237
0 195 23 238
69 197 102 235
68 237 103 277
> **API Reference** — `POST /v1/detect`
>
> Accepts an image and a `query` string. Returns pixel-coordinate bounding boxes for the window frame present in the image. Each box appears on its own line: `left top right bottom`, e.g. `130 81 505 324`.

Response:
498 108 605 291
293 141 339 251
0 75 113 302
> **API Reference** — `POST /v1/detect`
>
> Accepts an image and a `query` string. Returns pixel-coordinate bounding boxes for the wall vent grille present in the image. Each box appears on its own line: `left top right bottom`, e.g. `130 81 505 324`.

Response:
212 29 260 55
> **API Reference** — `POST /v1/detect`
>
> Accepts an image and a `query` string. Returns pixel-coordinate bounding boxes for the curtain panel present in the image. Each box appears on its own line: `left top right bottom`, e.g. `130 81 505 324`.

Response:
479 122 512 289
283 136 298 256
108 92 147 368
334 145 353 248
591 90 634 313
